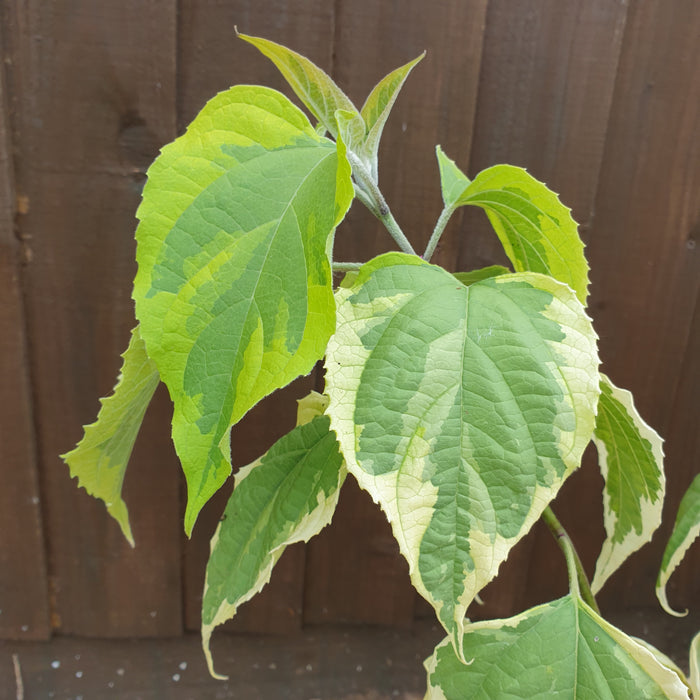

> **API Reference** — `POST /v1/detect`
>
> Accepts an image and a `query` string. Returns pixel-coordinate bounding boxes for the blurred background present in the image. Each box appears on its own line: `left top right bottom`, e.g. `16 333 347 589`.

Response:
1 0 698 695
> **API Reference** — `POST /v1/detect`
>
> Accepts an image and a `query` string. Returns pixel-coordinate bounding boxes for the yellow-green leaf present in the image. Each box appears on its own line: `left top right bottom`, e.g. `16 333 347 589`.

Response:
61 326 159 546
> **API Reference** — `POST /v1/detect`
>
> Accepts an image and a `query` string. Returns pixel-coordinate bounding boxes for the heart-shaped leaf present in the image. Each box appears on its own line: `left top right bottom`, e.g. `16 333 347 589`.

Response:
325 253 599 655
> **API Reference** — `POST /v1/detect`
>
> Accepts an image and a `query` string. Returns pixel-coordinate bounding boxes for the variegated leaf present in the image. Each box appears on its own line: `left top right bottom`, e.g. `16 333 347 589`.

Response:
424 594 690 699
133 85 353 534
591 374 665 594
435 154 589 305
201 414 345 678
238 32 358 140
325 252 599 656
61 325 159 546
656 473 700 616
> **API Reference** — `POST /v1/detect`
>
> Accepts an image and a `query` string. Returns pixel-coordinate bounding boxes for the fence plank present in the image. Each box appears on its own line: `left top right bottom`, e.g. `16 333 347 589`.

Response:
0 29 50 641
583 0 700 610
303 0 489 627
177 1 336 634
6 0 183 636
453 0 629 619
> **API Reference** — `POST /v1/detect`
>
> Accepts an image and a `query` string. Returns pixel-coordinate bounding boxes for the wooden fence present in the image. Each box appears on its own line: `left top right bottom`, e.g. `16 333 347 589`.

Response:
1 0 698 642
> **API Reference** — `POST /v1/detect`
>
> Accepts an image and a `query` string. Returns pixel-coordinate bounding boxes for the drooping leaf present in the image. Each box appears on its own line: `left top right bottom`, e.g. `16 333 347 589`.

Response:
434 155 589 305
359 53 424 181
201 414 345 678
238 32 358 140
61 325 159 546
590 375 665 594
424 594 690 699
133 85 353 534
325 253 600 656
656 473 700 616
452 265 510 287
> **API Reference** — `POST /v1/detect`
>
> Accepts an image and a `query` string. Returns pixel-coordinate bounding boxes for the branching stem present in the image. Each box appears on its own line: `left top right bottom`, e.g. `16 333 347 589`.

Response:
541 506 600 614
348 153 416 256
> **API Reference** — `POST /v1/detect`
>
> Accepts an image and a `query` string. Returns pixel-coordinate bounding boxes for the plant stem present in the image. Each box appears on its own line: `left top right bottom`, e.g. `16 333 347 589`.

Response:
348 153 416 256
332 262 363 272
541 506 600 614
423 204 455 261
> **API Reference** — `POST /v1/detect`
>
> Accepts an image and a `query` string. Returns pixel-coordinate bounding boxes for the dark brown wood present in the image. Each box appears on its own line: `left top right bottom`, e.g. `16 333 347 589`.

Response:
5 0 183 636
455 0 629 620
177 1 337 635
584 0 700 611
0 22 50 641
302 0 489 628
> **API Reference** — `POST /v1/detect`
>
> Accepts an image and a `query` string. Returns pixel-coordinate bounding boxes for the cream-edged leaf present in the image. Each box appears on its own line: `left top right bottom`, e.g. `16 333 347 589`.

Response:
325 253 599 657
201 415 345 678
424 594 690 699
656 474 700 616
61 325 159 546
591 375 665 594
435 156 589 305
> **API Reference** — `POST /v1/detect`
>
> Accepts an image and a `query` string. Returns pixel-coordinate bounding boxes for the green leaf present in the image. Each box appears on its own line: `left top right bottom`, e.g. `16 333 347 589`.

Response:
436 145 471 209
238 32 358 140
452 265 510 287
61 326 159 546
201 415 345 678
435 156 590 305
656 473 700 616
359 53 424 181
133 85 353 534
590 375 665 595
424 594 690 699
325 253 600 656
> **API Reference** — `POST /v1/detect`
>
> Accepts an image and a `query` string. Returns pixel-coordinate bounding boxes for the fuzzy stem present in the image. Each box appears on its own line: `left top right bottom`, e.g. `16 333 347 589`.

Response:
348 153 416 256
423 204 455 261
541 506 600 613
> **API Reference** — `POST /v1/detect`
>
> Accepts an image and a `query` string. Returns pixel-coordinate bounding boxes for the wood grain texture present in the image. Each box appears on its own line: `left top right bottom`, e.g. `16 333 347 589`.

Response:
302 0 489 627
0 17 50 641
6 0 183 636
585 0 700 611
177 1 336 634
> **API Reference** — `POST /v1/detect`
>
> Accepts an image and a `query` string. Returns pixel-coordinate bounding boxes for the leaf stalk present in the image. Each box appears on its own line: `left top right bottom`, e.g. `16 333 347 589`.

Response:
423 204 455 261
541 506 600 613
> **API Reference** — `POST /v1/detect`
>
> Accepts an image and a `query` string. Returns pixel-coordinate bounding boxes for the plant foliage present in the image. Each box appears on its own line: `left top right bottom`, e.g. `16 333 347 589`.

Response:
64 33 696 697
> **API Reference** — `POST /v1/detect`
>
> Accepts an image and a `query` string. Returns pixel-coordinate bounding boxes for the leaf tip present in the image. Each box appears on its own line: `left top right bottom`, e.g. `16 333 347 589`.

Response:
656 584 689 618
